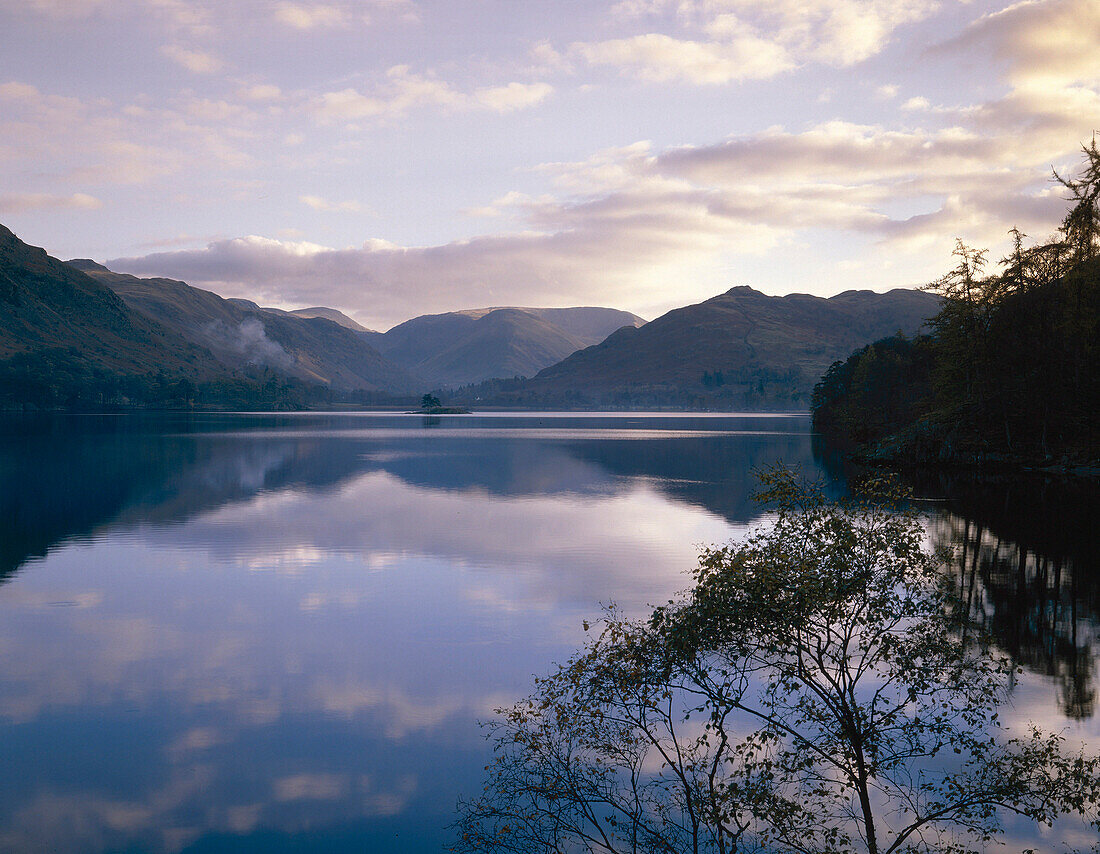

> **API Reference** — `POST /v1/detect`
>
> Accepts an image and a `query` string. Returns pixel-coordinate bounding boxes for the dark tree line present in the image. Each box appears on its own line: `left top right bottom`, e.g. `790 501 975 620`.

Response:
813 140 1100 466
0 347 336 410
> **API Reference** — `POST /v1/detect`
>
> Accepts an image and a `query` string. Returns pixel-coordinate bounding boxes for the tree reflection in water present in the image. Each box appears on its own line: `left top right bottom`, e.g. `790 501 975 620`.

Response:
924 475 1100 720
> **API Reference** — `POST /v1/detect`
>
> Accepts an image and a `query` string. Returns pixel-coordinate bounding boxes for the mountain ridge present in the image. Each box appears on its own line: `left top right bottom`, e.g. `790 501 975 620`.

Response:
462 285 940 408
371 305 645 387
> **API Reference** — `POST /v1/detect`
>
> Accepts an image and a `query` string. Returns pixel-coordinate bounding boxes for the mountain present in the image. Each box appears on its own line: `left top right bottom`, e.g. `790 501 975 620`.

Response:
69 261 417 393
481 286 940 408
286 307 374 332
224 300 374 333
373 306 645 387
0 227 225 378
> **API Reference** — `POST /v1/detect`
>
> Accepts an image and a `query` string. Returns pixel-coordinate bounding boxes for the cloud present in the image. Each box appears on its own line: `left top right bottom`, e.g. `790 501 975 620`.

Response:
271 0 419 28
0 192 102 212
107 195 764 328
13 0 213 32
107 62 1096 328
938 0 1100 87
573 32 793 84
238 84 283 102
0 81 261 188
273 774 347 801
725 0 940 67
300 195 362 212
473 81 554 112
314 66 551 122
160 44 223 74
200 318 294 369
274 2 347 29
574 0 942 84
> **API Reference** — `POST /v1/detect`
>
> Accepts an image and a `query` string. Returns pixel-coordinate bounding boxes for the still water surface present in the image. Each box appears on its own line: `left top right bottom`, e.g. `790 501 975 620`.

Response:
0 412 1095 852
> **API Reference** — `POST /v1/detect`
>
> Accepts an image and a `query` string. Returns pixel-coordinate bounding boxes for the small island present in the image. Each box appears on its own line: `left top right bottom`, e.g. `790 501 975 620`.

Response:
412 393 470 415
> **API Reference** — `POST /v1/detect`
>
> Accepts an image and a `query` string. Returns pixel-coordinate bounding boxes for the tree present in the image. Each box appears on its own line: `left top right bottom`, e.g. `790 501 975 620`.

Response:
455 468 1100 854
421 392 442 410
1054 138 1100 265
812 139 1100 463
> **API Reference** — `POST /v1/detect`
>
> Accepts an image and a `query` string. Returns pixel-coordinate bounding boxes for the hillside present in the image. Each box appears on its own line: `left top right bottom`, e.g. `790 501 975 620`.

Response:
813 261 1099 469
70 262 417 393
473 286 940 408
0 227 223 376
372 305 645 387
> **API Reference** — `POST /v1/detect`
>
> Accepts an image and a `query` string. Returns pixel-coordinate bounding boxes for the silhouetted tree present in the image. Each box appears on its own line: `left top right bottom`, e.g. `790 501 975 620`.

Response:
813 139 1100 465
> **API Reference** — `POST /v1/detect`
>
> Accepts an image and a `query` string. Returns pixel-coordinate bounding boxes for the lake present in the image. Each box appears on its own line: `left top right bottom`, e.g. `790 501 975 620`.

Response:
0 412 1096 852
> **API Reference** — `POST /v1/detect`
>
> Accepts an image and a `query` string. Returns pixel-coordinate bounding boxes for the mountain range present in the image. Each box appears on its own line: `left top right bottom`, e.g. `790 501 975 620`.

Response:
467 286 940 408
364 306 645 386
0 223 941 410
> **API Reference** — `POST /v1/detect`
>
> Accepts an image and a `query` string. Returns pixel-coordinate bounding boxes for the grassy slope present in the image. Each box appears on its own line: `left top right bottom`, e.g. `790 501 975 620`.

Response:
0 226 223 376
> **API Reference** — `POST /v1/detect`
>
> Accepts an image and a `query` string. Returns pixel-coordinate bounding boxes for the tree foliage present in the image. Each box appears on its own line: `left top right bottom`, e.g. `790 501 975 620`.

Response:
454 468 1100 853
812 141 1100 465
0 347 339 411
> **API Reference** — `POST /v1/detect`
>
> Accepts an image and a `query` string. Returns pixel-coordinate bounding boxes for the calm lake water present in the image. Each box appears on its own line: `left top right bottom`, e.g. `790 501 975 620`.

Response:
0 412 1096 853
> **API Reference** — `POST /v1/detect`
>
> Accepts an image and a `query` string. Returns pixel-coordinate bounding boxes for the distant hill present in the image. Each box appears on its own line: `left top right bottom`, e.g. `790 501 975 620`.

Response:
287 306 374 333
70 262 417 393
469 286 940 409
224 300 374 333
373 306 645 387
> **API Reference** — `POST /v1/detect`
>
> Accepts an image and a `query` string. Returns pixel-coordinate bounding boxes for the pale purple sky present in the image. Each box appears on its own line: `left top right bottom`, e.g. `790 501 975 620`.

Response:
1 0 1097 329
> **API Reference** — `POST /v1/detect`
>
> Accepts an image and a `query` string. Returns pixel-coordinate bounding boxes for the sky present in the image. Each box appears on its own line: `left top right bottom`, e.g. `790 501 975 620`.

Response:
1 0 1098 330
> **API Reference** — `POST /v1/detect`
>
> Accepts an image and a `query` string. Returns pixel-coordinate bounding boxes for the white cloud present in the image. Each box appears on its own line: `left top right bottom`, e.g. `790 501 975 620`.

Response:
107 55 1098 327
273 774 347 801
940 0 1100 87
274 2 347 29
160 44 223 75
473 81 554 112
0 81 262 189
300 195 362 212
314 66 551 122
238 84 283 102
12 0 213 32
574 32 793 84
0 192 102 212
575 0 941 85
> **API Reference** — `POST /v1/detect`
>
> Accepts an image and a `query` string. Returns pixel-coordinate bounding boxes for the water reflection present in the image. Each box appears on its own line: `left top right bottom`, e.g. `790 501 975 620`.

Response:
2 413 1094 852
0 412 821 853
0 412 815 579
922 474 1100 721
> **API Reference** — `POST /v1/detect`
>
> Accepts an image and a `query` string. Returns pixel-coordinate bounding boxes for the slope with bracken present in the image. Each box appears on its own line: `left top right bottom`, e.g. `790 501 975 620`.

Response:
0 225 224 378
